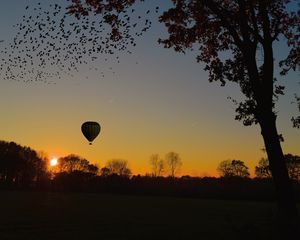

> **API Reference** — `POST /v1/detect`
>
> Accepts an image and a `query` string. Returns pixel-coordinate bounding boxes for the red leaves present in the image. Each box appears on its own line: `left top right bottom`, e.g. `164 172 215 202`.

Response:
67 0 89 18
103 13 118 25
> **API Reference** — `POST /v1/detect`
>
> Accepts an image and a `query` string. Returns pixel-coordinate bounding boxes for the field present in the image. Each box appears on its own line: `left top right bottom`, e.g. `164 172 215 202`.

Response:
0 191 298 240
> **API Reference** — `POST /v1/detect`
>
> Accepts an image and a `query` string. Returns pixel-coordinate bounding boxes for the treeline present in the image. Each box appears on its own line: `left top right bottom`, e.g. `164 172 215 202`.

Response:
0 141 48 187
1 140 300 201
217 156 300 181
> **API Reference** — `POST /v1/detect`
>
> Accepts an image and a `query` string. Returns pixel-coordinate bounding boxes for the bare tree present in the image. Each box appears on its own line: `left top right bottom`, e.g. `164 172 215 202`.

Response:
106 159 132 177
149 154 164 177
165 152 182 178
217 160 234 178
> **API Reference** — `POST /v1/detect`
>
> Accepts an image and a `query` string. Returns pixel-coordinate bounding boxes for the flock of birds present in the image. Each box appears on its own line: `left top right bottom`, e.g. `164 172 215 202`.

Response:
0 2 159 84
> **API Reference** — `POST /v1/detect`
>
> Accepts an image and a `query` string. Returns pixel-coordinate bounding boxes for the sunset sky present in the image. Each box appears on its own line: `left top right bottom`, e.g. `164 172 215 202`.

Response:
0 0 299 177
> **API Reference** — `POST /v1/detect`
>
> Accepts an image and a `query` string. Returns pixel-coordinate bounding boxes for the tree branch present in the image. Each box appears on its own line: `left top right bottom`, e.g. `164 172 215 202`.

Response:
203 0 243 50
237 0 251 43
248 1 264 45
271 18 281 42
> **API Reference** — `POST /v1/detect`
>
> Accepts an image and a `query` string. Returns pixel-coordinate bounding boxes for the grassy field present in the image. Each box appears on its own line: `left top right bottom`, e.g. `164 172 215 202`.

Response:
0 191 298 240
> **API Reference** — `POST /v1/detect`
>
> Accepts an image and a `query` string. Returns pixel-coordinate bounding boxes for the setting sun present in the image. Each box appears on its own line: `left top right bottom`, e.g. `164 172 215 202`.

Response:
50 158 58 167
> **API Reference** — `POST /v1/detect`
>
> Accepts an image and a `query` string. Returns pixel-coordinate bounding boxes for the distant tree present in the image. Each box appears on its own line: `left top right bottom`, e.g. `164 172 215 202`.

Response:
149 154 164 177
285 154 300 181
255 158 272 178
36 151 51 180
58 154 98 174
100 167 110 177
292 95 300 128
218 160 250 178
217 160 234 178
86 164 99 175
0 141 48 186
165 152 182 178
37 151 49 163
255 154 300 181
106 159 132 177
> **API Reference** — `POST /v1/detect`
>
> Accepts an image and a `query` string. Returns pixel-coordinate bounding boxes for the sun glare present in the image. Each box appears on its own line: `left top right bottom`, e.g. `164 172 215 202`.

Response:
50 158 58 167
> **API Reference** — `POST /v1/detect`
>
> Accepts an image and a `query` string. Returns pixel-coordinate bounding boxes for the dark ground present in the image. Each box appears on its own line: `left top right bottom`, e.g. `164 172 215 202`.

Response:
0 191 299 240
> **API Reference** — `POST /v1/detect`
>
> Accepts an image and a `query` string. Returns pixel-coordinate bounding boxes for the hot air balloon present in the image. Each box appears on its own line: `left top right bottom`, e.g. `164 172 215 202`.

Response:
81 121 101 145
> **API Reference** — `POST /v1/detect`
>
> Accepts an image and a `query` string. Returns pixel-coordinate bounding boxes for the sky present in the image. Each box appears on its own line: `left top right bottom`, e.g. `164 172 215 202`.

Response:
0 0 299 177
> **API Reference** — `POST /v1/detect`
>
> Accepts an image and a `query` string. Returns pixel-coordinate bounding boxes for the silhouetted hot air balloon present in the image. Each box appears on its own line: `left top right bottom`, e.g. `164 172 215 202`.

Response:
81 121 101 145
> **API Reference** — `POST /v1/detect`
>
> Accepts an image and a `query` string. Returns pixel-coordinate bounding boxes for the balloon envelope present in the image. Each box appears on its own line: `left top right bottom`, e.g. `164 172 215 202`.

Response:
81 121 101 144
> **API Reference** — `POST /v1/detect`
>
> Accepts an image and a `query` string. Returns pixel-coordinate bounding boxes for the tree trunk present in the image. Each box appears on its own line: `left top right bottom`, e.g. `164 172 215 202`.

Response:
259 111 298 233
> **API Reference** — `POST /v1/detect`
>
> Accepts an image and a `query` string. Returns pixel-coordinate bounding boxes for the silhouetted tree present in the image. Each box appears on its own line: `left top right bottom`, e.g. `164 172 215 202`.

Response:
106 159 132 177
285 154 300 181
149 154 164 177
165 152 182 178
87 164 99 175
0 141 48 186
255 158 272 178
292 95 300 128
256 155 300 181
158 1 300 219
100 167 110 177
218 160 250 178
217 160 233 178
57 154 98 174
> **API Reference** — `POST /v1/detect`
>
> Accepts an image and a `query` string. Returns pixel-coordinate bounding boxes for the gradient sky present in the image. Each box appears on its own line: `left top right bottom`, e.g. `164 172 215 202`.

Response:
0 0 299 176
